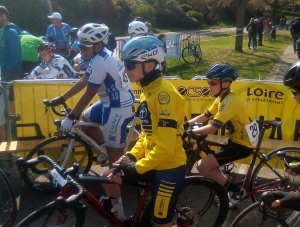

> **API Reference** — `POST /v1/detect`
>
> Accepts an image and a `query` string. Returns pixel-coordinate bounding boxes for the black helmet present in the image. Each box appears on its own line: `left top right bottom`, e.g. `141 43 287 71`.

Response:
206 63 238 82
69 27 79 39
283 61 300 87
38 42 55 52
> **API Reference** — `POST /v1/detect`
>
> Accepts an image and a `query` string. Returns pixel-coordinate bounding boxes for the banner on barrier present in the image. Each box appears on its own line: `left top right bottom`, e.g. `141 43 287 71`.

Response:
14 80 300 143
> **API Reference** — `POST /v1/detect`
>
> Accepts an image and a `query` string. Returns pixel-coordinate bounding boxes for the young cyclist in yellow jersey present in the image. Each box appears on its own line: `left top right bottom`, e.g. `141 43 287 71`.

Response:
184 63 254 208
101 36 186 227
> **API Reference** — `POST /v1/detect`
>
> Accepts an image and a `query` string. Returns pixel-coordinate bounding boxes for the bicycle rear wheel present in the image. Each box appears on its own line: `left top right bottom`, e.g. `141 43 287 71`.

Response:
195 44 202 60
250 147 300 202
23 136 93 194
174 176 229 227
16 201 85 227
0 168 17 227
182 47 196 64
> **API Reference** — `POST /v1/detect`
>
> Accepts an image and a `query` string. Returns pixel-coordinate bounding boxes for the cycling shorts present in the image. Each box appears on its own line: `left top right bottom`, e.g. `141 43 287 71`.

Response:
120 165 185 224
214 139 253 166
83 101 134 148
0 93 5 126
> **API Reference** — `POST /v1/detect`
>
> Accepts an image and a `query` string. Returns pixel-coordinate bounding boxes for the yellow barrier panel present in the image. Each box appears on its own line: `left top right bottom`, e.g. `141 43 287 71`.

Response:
14 79 300 143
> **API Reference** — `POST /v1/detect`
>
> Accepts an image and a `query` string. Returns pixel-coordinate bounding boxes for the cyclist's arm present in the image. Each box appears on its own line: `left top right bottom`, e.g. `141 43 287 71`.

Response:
126 133 146 160
188 113 209 125
61 74 89 100
41 67 60 79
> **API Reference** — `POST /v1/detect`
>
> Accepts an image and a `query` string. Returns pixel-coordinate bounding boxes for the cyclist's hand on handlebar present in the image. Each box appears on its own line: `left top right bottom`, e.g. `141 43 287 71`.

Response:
51 96 66 106
107 168 124 184
60 118 75 132
113 155 137 174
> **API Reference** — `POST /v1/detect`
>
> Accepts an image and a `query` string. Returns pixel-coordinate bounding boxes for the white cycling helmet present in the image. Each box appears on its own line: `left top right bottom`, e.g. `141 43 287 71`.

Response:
128 21 148 35
122 36 165 63
77 23 109 44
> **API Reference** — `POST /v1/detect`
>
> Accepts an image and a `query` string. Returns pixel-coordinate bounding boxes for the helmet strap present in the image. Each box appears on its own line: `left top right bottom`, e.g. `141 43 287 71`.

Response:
214 81 230 98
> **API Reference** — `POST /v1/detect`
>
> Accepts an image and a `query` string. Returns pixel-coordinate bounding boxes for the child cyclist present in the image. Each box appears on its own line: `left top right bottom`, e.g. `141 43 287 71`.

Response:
184 63 254 208
101 36 186 226
260 61 300 209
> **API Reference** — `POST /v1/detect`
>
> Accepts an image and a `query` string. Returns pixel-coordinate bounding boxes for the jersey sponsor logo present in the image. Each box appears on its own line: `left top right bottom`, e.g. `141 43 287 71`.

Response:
158 91 170 105
109 135 117 142
160 109 170 116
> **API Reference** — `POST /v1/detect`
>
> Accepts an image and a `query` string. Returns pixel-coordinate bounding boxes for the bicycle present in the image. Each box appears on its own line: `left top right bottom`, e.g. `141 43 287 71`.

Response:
16 155 229 227
231 191 300 227
22 100 141 194
183 120 300 204
0 167 17 227
181 35 202 64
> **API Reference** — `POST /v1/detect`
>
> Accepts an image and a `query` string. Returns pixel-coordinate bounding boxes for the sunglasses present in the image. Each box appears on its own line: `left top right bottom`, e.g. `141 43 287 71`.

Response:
123 60 139 71
78 42 93 50
207 81 220 87
291 89 299 96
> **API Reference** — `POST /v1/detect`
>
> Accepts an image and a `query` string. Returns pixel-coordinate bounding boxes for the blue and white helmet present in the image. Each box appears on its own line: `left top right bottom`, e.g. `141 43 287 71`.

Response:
121 36 165 63
206 63 238 82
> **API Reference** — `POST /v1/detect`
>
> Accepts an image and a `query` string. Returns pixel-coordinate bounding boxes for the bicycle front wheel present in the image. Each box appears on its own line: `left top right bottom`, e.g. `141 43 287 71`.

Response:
174 176 229 227
16 201 85 227
182 47 196 64
195 44 202 60
250 147 300 202
24 136 93 194
0 168 17 227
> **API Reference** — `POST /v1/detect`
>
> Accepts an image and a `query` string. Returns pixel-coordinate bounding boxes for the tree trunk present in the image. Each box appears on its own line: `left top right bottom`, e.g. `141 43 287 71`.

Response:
272 0 279 24
235 0 247 52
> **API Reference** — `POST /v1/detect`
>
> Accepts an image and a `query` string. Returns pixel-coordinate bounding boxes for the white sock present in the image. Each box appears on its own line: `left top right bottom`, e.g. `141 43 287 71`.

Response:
111 196 126 221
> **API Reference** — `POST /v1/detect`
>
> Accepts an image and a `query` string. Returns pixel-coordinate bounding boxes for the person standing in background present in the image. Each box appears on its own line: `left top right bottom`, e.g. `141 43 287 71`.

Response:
0 5 22 117
290 17 300 54
145 22 154 36
157 33 168 74
46 12 71 57
20 33 43 76
258 18 264 46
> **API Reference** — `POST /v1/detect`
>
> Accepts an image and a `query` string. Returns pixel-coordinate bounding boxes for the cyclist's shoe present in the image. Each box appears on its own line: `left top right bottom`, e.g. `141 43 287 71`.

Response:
228 188 248 208
97 143 108 163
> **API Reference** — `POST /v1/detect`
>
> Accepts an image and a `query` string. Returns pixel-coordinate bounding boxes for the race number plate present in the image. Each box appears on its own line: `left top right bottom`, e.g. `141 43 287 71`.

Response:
50 169 67 187
245 121 260 146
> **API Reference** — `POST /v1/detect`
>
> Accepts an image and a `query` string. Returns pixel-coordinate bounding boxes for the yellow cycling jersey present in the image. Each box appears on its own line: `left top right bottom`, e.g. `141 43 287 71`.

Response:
205 90 254 148
127 77 187 174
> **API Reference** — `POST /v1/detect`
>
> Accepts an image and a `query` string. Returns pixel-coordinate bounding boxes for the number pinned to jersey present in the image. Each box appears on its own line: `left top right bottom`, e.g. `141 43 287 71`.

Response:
245 121 260 146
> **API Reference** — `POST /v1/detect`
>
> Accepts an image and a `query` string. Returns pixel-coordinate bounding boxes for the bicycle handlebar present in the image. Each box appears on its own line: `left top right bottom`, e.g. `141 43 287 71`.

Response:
43 99 71 117
16 155 84 207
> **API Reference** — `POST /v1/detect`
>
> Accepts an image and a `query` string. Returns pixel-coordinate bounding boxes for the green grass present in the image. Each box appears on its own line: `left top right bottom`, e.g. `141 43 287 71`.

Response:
166 30 292 80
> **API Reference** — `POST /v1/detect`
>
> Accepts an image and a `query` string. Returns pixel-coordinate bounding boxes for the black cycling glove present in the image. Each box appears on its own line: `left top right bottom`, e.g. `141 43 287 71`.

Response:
119 155 137 174
51 96 65 106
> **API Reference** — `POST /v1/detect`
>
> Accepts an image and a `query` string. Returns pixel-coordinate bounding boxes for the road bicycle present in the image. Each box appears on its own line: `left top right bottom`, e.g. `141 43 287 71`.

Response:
22 100 141 194
181 35 202 64
16 155 229 227
0 167 17 227
183 120 300 204
231 190 300 227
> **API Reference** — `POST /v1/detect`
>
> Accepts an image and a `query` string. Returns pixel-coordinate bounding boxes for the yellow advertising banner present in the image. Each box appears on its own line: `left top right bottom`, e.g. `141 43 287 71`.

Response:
14 79 300 144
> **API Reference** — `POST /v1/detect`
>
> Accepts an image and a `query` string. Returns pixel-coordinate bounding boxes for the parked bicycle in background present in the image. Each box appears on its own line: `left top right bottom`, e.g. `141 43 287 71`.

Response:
181 35 202 64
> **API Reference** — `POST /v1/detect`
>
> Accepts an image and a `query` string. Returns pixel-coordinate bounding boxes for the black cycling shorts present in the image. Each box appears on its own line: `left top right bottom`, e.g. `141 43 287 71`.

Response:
214 139 253 166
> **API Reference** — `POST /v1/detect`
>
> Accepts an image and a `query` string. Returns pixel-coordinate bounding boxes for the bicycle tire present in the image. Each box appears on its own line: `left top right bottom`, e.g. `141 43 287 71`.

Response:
23 136 93 194
195 44 202 60
0 168 17 227
182 47 196 64
250 147 300 202
16 201 85 227
174 176 229 227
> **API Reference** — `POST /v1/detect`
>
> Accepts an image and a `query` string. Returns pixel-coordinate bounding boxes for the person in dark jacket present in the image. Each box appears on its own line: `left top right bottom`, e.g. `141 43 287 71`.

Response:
258 18 264 46
246 18 258 50
290 17 300 54
0 5 22 115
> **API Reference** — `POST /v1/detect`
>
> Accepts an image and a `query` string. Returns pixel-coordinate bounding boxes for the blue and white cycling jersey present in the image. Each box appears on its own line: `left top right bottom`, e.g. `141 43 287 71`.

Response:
86 47 134 108
30 55 77 79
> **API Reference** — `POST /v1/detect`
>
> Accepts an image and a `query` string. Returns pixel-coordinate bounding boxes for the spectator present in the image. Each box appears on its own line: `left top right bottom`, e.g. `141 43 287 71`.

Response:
65 27 80 64
286 18 291 31
0 90 6 142
290 17 300 54
246 18 258 50
0 5 22 116
258 18 264 46
145 22 154 36
27 42 77 79
290 18 296 27
128 21 148 38
20 33 44 76
157 33 168 74
46 12 71 57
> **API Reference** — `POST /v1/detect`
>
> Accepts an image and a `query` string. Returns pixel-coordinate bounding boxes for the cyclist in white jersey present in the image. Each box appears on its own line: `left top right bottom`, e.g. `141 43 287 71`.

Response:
51 23 135 166
28 42 78 79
